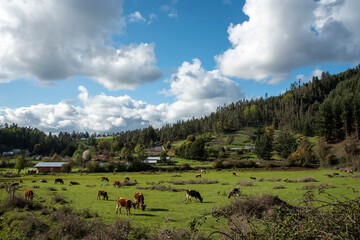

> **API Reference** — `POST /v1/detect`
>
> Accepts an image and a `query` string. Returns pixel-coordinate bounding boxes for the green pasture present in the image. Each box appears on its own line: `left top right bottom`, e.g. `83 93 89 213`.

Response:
1 169 360 234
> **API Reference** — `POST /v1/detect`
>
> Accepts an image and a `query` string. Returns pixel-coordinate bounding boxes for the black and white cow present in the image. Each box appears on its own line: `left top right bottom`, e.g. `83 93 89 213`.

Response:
186 190 203 203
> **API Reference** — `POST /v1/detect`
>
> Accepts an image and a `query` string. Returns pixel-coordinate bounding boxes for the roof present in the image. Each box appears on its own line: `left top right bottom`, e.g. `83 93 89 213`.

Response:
91 155 108 161
147 156 171 160
34 162 67 168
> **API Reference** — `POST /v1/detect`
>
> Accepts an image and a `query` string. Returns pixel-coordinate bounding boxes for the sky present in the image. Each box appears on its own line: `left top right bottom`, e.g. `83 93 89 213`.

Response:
0 0 359 134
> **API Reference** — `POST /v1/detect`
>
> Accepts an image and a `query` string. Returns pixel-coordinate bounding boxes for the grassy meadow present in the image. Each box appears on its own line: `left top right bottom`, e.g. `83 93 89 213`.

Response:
1 168 360 234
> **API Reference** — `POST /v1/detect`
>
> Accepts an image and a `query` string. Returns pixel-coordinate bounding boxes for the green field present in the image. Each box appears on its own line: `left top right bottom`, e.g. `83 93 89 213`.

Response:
1 169 360 235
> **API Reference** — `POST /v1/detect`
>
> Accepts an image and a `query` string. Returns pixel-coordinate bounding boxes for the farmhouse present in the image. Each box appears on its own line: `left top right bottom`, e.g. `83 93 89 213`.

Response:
144 156 171 164
90 155 108 167
243 145 255 153
34 162 67 173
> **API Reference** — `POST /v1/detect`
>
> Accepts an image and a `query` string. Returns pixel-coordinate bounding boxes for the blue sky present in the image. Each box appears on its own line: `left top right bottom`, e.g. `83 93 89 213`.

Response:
0 0 359 133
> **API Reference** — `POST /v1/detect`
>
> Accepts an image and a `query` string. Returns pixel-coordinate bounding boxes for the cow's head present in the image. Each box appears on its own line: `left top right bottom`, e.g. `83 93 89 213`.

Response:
141 204 146 211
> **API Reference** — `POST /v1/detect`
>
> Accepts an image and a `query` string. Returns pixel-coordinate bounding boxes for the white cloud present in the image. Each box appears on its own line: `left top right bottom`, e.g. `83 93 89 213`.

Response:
164 59 243 122
216 0 360 84
0 60 243 133
296 68 323 83
0 0 161 89
128 11 145 23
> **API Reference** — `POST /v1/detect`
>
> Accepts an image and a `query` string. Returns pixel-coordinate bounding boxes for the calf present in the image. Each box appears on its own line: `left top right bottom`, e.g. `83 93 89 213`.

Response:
54 178 64 184
228 187 240 199
97 190 109 200
116 198 135 215
70 181 79 185
186 190 203 203
101 177 109 182
24 189 34 201
113 180 121 188
201 170 206 174
134 192 146 211
195 174 201 178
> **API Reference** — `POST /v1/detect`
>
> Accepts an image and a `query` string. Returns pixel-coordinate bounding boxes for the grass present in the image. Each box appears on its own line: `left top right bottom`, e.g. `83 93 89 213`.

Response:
1 169 360 234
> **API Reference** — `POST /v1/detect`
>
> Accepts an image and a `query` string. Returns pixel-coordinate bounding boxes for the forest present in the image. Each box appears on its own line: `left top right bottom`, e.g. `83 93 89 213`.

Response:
1 65 360 163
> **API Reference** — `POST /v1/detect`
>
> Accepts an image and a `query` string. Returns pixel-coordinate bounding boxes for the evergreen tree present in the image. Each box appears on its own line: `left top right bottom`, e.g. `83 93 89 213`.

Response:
274 131 297 160
254 133 273 160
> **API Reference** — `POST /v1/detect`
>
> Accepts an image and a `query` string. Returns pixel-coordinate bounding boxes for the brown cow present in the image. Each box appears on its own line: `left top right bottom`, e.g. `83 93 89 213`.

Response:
232 172 237 176
101 177 109 182
228 187 240 199
113 180 121 188
216 168 221 171
97 190 109 200
116 197 135 215
201 170 206 174
134 192 146 211
54 178 64 184
195 174 201 178
24 189 34 201
70 181 80 185
124 177 130 182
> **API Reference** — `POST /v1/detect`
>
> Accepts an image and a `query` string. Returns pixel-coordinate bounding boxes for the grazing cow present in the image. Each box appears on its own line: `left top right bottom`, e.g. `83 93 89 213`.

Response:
345 169 353 174
216 168 221 171
70 181 80 185
113 180 121 188
133 179 137 184
101 177 109 182
19 179 23 183
134 192 146 211
228 187 240 199
232 172 237 176
124 177 130 182
250 177 256 180
116 197 135 215
97 190 109 200
195 174 201 178
32 180 36 183
24 189 34 201
201 170 206 174
40 179 47 183
54 178 64 184
186 190 203 203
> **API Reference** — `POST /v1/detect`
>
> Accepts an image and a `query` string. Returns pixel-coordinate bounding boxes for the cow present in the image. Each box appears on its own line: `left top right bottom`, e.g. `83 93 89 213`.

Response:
40 179 47 183
124 177 130 182
116 197 135 215
232 172 237 176
201 170 206 174
250 177 256 180
24 189 34 201
11 182 19 188
19 179 23 183
186 190 203 203
70 181 80 185
195 174 201 178
133 179 137 184
101 177 109 182
32 180 36 183
113 180 121 188
54 178 64 184
134 192 146 211
345 169 353 174
149 170 155 174
97 190 109 200
216 168 221 171
228 187 240 199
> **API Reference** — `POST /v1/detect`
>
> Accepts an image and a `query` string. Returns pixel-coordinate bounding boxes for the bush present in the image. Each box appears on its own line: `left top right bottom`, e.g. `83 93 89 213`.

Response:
298 176 317 182
237 179 253 186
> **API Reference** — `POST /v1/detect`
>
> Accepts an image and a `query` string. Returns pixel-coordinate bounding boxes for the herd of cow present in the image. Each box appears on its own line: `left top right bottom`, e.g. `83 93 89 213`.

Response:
21 172 242 216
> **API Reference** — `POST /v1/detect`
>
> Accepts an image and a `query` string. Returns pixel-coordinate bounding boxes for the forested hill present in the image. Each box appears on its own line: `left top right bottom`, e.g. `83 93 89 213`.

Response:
1 65 360 154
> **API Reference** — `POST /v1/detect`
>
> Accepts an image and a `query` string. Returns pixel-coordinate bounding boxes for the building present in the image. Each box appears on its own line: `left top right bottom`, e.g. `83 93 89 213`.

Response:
144 156 171 164
90 155 108 168
34 162 68 173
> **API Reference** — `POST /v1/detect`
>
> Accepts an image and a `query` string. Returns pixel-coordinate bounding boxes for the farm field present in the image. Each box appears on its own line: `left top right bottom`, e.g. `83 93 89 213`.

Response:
1 169 360 234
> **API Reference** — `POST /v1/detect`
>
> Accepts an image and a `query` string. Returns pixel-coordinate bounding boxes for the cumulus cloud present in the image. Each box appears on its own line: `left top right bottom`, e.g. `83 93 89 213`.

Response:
164 59 244 122
0 60 243 133
216 0 360 84
0 0 161 89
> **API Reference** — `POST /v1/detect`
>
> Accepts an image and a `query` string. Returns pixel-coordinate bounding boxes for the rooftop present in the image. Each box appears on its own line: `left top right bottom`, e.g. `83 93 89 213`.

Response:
34 162 68 168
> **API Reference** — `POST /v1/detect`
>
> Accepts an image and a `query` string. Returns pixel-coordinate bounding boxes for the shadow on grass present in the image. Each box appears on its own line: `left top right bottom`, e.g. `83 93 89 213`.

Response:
133 213 156 217
148 208 169 212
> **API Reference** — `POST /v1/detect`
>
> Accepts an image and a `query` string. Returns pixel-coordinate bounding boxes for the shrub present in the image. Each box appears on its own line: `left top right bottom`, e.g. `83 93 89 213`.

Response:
273 184 285 189
237 179 253 186
301 184 316 190
298 176 317 182
47 187 57 191
52 194 68 204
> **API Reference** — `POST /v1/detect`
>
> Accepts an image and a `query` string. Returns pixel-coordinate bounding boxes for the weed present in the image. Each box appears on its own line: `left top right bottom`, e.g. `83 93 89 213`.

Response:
272 184 285 189
47 187 57 191
237 179 253 186
298 176 317 182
